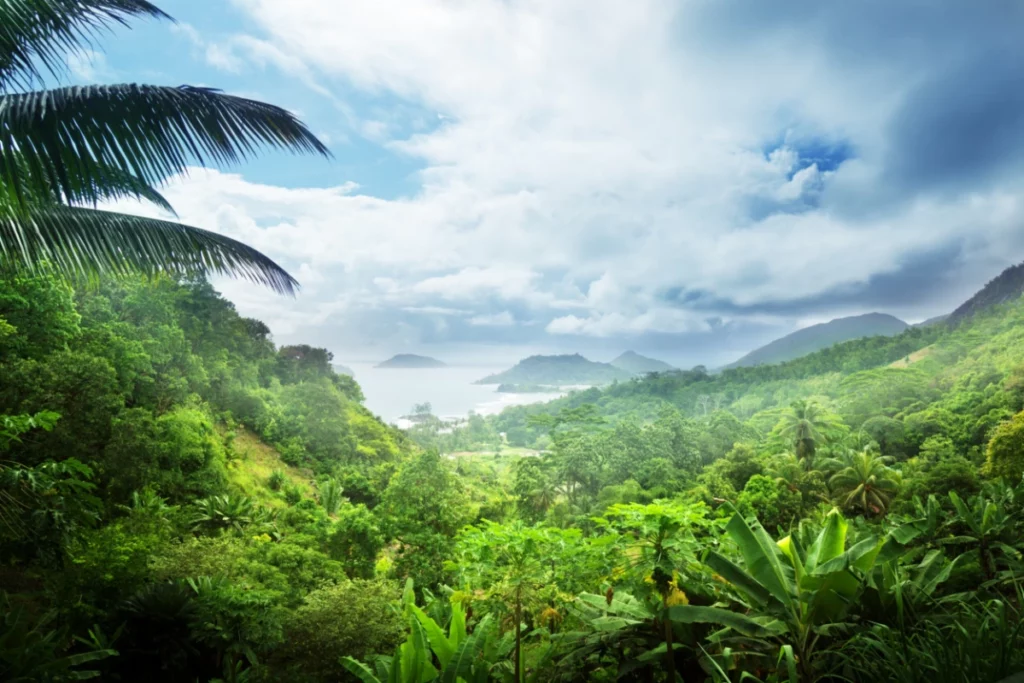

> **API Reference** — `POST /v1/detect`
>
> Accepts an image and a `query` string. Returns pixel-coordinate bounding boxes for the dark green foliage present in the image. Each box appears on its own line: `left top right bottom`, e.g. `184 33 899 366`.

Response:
0 0 329 292
272 581 405 681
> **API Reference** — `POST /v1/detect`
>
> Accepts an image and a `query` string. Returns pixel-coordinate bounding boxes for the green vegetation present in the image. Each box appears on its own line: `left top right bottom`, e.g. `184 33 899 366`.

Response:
0 6 1020 679
2 267 1023 682
476 353 632 387
610 350 676 374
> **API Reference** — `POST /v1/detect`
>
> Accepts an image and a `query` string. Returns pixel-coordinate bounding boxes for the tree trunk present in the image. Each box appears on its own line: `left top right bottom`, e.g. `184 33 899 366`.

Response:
664 610 676 682
514 586 523 683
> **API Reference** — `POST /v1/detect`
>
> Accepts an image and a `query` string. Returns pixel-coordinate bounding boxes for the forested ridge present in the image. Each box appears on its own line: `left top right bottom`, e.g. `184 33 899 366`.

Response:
2 269 1023 682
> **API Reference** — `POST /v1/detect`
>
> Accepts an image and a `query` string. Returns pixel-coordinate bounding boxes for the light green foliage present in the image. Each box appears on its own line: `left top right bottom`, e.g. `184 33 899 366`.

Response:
0 269 81 358
380 450 470 588
984 409 1024 481
105 406 228 504
737 474 803 532
325 503 385 579
317 476 345 516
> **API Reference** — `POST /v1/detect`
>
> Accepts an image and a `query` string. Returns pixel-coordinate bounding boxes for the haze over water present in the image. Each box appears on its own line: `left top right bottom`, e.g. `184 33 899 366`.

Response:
342 363 566 424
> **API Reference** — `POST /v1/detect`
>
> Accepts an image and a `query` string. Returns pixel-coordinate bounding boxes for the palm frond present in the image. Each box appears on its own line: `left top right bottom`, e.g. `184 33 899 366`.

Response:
0 84 331 211
0 204 298 293
6 151 176 213
0 0 170 88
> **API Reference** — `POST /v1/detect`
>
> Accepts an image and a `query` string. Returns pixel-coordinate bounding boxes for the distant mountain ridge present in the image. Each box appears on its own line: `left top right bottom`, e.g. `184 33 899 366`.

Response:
610 351 675 374
947 262 1024 326
725 312 909 369
475 353 631 386
375 354 447 368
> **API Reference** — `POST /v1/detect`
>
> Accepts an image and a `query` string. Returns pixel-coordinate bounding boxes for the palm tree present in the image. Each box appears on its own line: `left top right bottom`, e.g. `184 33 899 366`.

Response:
777 399 842 464
0 0 330 293
828 448 901 517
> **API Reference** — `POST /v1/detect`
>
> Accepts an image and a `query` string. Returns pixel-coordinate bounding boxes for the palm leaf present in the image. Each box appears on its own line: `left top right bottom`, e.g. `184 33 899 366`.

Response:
0 204 298 293
1 84 330 212
0 0 170 88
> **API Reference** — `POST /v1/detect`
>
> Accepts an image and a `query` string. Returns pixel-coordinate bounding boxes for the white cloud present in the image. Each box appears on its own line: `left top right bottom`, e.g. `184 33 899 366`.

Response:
470 311 516 327
109 2 1024 357
67 49 113 81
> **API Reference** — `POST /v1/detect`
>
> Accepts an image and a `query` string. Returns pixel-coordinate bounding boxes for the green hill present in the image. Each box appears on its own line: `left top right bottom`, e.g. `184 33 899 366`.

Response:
948 261 1024 326
475 353 631 386
609 350 675 375
724 312 909 369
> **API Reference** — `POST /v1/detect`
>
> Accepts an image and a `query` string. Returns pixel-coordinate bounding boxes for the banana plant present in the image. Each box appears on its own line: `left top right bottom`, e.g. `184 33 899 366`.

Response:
343 590 521 683
943 491 1022 581
704 507 904 681
551 590 769 681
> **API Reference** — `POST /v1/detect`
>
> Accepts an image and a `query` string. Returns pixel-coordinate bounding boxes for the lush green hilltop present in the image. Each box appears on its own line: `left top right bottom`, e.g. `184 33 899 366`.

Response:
475 352 632 386
609 350 676 374
725 312 909 369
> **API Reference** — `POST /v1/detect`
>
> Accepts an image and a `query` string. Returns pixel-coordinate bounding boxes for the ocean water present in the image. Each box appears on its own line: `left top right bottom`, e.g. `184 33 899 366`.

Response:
342 363 566 424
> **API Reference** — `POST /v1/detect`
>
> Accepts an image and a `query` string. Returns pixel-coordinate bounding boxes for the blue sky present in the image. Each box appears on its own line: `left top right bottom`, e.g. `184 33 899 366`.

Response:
90 0 1024 366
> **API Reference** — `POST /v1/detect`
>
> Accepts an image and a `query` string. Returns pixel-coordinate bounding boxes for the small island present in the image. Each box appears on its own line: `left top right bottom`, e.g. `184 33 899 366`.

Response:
375 354 448 369
476 353 631 387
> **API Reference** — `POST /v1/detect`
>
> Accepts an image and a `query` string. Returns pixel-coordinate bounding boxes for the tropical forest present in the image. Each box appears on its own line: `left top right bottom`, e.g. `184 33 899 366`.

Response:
1 2 1022 683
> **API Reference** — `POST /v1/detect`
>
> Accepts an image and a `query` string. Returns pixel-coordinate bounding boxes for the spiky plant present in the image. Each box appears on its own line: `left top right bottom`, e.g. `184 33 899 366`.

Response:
828 448 901 517
318 477 344 516
0 0 330 293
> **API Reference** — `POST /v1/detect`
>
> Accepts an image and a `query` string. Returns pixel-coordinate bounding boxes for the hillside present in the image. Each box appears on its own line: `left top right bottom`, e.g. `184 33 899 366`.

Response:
376 353 447 368
610 350 675 375
475 353 631 386
948 261 1024 326
725 312 909 369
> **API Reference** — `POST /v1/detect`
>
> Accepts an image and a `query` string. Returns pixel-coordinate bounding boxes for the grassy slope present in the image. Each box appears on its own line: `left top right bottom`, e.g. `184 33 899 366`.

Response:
226 428 315 507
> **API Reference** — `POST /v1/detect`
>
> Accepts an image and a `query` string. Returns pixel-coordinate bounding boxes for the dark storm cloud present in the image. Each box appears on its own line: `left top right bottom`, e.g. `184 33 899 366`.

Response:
659 243 967 320
884 52 1024 196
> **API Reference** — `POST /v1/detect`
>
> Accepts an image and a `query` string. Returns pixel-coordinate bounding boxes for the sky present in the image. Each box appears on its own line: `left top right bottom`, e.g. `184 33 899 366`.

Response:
86 0 1024 367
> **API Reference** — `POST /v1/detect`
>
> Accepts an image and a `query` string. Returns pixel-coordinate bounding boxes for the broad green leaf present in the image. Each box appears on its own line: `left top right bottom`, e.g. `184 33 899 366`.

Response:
724 512 796 612
410 604 455 669
590 616 640 631
706 551 775 608
804 509 847 571
667 605 771 637
343 657 384 683
449 601 467 647
440 614 492 683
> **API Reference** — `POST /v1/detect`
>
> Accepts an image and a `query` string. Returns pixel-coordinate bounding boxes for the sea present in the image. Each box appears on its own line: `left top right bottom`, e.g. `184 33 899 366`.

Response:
340 363 567 426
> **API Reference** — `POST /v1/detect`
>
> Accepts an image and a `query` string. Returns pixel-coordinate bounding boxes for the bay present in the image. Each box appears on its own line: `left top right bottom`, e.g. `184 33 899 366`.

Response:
340 363 566 424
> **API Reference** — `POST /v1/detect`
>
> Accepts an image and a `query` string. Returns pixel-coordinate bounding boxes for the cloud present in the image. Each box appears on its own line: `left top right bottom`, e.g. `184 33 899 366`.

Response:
109 1 1024 364
470 311 515 327
67 49 114 81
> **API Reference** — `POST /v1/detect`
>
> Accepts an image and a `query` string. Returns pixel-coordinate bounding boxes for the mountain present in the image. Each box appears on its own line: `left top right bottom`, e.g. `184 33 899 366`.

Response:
915 314 949 327
947 262 1024 326
334 364 354 376
610 350 675 375
375 354 447 368
725 312 910 369
475 353 632 386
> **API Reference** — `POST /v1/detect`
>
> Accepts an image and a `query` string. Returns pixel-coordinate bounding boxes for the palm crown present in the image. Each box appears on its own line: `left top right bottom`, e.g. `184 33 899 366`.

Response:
0 0 330 293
